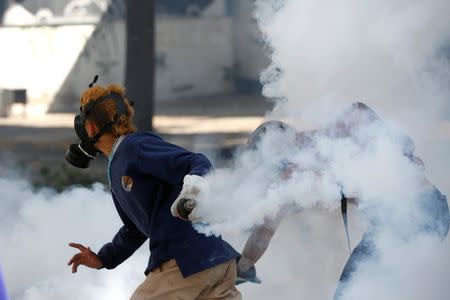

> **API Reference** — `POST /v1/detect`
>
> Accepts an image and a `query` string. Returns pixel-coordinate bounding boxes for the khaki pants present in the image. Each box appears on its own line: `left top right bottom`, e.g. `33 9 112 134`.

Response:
130 259 242 300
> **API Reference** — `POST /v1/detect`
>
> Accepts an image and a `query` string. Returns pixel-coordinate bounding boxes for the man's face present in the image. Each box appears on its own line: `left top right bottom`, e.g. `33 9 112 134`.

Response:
84 120 99 139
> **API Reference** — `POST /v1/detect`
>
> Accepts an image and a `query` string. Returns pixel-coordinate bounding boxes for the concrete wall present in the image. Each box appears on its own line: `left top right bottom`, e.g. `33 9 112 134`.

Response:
0 16 234 113
15 0 227 19
154 17 234 102
52 16 234 112
0 23 96 114
0 0 269 114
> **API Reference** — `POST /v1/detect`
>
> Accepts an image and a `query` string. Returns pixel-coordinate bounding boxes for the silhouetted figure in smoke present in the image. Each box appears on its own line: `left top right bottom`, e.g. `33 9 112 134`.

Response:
235 103 450 296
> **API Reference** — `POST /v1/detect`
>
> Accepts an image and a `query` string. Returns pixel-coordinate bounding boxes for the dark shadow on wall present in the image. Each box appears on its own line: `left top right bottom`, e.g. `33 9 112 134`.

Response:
0 0 6 23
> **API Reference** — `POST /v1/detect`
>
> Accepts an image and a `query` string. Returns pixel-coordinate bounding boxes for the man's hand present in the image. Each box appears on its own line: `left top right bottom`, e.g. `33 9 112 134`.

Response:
67 243 103 273
171 175 207 221
236 263 262 285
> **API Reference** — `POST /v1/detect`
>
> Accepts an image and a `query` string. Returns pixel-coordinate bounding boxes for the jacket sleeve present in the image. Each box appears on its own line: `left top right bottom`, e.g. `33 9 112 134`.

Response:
97 193 148 269
133 136 213 185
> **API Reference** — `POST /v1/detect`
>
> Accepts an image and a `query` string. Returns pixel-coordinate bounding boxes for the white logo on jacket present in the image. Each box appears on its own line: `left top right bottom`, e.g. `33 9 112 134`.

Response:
121 176 133 192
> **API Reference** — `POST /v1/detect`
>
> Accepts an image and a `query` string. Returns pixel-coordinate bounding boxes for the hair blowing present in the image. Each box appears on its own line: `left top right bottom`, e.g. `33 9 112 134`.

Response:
80 84 136 136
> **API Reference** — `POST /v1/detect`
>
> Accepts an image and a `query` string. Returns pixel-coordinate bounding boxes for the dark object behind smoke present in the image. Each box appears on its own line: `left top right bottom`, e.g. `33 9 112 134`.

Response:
125 0 154 131
247 120 294 150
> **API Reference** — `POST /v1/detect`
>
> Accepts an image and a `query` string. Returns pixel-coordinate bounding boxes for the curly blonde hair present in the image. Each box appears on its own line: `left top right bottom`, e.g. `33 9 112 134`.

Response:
80 84 136 136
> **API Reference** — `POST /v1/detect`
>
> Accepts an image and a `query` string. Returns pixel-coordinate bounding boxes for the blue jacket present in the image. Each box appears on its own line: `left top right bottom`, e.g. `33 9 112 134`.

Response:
97 132 239 277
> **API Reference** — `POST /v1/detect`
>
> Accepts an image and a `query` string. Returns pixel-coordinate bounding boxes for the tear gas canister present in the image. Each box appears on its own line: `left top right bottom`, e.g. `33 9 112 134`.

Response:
177 198 196 220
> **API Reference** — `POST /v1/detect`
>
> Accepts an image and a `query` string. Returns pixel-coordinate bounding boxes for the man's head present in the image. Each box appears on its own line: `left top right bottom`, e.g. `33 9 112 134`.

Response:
79 84 136 138
65 83 135 168
247 120 295 150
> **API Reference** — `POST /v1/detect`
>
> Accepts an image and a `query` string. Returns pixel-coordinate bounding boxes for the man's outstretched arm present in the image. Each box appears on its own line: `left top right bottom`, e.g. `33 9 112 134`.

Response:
68 194 148 272
96 194 148 269
237 212 284 273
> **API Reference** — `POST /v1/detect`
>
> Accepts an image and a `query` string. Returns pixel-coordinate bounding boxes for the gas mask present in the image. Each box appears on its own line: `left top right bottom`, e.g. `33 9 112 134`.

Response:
65 76 130 168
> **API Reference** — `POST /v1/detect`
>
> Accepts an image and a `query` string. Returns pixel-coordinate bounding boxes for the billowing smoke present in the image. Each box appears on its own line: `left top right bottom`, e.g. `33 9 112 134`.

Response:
256 0 450 130
195 116 427 234
1 0 450 299
0 176 148 299
192 0 450 299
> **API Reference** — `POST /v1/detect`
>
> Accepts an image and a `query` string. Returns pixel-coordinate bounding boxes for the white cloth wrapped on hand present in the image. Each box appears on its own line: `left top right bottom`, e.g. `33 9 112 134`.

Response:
171 174 207 221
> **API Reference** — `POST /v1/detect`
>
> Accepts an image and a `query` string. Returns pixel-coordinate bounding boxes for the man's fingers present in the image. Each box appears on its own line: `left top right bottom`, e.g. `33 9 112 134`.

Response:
69 243 87 252
71 255 87 274
69 255 80 273
69 254 89 273
68 253 80 266
72 260 80 273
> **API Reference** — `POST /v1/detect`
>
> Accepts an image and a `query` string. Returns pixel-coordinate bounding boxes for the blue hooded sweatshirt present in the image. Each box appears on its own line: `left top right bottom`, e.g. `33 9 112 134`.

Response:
97 131 239 277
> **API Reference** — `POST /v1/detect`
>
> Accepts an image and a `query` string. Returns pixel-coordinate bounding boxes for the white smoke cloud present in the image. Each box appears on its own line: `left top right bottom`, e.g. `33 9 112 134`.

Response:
0 177 148 300
1 0 449 299
192 0 450 299
341 234 450 300
195 118 424 233
256 0 450 130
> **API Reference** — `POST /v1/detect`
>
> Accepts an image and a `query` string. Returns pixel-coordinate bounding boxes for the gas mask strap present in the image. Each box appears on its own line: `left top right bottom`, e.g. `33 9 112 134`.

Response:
83 92 126 116
92 120 115 143
89 93 128 143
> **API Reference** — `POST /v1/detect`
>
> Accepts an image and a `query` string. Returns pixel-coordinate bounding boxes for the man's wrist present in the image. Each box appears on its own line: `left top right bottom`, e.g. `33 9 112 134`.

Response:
237 256 253 273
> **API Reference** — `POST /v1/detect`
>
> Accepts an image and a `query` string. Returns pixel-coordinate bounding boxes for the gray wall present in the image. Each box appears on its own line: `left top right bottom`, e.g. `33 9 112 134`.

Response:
0 0 268 113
